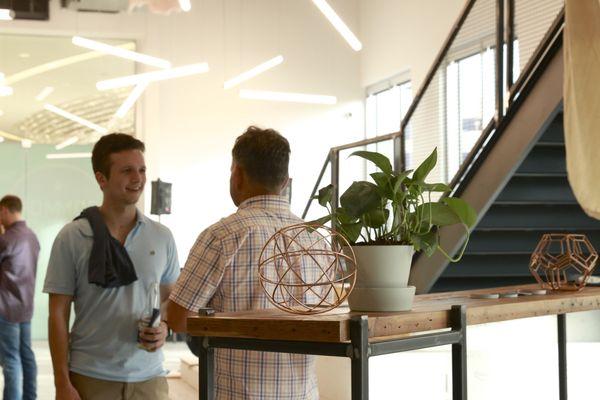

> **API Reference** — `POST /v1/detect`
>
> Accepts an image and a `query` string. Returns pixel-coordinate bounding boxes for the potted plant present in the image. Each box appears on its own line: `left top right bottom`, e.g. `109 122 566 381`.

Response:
312 148 476 311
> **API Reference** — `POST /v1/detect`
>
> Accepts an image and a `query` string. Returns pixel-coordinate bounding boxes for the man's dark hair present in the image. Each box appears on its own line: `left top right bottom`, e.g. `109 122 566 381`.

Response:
0 195 22 213
92 133 145 178
232 126 290 190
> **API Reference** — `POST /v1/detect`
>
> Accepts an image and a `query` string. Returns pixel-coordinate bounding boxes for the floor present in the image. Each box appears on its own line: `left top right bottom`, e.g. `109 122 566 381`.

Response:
2 332 600 399
0 341 194 400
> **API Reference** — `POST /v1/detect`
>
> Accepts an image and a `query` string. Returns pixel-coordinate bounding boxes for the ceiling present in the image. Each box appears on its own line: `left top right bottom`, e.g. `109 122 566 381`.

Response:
0 34 136 144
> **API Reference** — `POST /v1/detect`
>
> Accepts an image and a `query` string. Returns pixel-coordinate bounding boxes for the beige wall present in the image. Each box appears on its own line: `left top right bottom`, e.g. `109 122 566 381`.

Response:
359 0 465 89
1 0 365 259
139 0 364 257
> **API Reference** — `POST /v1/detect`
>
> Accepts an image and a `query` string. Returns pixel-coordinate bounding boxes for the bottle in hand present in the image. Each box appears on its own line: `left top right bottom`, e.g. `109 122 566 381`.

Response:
138 282 161 352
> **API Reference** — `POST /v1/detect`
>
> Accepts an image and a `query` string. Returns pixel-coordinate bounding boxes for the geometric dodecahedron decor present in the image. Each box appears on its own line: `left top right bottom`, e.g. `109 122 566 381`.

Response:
529 233 599 291
258 223 357 315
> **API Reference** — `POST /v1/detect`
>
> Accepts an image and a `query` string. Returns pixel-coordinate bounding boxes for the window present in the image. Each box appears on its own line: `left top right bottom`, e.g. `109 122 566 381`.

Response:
445 41 520 179
365 79 412 174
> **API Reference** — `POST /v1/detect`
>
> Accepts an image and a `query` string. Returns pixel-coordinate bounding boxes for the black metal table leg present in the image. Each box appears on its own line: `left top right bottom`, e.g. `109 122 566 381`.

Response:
197 308 215 400
451 305 467 400
558 313 567 400
350 315 369 400
198 337 214 400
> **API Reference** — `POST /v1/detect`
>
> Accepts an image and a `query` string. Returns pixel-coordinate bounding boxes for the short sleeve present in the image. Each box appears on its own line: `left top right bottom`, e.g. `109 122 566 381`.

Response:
169 229 224 311
160 230 180 285
43 228 77 296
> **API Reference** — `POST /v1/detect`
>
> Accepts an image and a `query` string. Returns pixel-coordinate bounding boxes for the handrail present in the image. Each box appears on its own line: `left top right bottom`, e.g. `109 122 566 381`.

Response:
398 0 478 134
450 8 565 197
301 0 565 222
509 8 565 103
301 154 331 219
301 0 478 217
331 130 400 152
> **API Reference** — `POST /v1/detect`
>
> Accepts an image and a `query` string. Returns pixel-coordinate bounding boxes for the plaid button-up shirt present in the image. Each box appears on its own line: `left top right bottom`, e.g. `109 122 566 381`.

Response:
170 195 319 400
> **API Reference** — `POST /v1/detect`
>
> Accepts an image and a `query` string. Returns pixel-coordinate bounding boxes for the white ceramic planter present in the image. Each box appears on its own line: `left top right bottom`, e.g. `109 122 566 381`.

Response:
347 245 416 312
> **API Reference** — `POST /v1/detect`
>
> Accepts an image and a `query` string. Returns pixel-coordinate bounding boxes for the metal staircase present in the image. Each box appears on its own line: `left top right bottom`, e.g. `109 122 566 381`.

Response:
302 1 571 294
432 111 600 291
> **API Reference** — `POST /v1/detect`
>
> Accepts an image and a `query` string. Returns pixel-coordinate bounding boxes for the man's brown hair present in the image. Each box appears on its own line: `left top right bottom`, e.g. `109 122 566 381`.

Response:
92 133 145 178
232 126 290 190
0 195 22 213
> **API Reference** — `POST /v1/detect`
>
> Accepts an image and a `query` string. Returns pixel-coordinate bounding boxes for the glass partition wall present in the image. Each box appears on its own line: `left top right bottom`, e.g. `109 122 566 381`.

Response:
0 34 136 339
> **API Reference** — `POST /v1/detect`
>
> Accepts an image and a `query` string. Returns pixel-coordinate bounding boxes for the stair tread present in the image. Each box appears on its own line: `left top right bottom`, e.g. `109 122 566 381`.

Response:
494 201 578 205
475 227 600 232
464 251 533 255
513 172 567 177
536 141 565 147
180 355 199 366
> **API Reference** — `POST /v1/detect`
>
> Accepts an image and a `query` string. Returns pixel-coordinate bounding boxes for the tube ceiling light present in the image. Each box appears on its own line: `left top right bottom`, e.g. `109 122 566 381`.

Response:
239 89 337 105
46 152 92 160
72 36 172 69
0 9 15 21
0 136 4 143
55 136 79 150
44 104 108 134
35 86 54 101
0 86 13 96
0 130 27 141
224 55 284 90
115 82 148 118
311 0 362 51
179 0 191 12
97 62 209 91
21 139 32 148
4 42 135 86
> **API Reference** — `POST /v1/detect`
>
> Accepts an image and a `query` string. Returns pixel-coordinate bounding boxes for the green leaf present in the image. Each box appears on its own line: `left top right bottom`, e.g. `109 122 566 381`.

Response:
414 202 461 227
350 151 393 175
370 171 391 189
316 184 334 207
308 215 331 227
339 222 362 244
412 148 437 182
442 197 477 228
411 231 438 256
340 181 382 218
363 208 389 228
392 170 412 194
422 182 451 192
369 172 392 199
336 207 358 224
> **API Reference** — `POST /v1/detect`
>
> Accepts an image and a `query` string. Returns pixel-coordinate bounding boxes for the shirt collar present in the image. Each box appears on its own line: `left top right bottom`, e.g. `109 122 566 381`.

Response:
238 195 290 213
5 220 25 231
135 209 147 225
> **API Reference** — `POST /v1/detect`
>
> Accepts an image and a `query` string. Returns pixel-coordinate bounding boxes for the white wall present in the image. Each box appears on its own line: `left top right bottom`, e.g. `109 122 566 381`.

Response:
1 0 365 261
139 0 364 258
359 0 465 90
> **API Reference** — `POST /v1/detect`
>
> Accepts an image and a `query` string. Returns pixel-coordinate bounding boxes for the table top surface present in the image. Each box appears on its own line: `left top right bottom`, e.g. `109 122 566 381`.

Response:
186 284 600 343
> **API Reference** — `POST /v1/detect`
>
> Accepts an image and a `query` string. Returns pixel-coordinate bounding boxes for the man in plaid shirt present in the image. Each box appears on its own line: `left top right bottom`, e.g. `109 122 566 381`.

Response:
167 126 319 400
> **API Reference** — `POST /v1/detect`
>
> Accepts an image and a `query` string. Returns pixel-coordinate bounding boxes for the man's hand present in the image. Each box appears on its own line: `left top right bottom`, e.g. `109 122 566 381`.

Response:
139 321 168 351
55 381 82 400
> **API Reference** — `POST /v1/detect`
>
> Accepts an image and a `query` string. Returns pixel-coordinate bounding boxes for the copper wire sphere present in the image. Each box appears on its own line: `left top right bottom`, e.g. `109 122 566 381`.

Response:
530 233 599 291
258 223 357 315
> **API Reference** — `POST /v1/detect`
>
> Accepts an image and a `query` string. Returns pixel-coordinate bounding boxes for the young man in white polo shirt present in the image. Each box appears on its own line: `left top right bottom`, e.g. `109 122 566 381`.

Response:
44 133 179 400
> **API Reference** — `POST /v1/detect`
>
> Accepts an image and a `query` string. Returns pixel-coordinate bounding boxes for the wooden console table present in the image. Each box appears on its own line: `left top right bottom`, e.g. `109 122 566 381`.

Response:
187 284 600 399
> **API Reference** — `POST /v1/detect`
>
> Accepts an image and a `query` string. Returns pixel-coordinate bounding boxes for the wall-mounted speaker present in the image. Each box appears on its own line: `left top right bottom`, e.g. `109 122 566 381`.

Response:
151 179 172 215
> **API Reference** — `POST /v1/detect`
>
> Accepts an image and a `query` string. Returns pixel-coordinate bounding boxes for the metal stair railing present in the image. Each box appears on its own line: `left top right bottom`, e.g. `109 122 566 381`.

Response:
302 0 565 222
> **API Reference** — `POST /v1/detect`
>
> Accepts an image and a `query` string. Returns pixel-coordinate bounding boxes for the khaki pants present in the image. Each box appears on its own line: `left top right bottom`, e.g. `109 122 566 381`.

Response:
70 372 169 400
